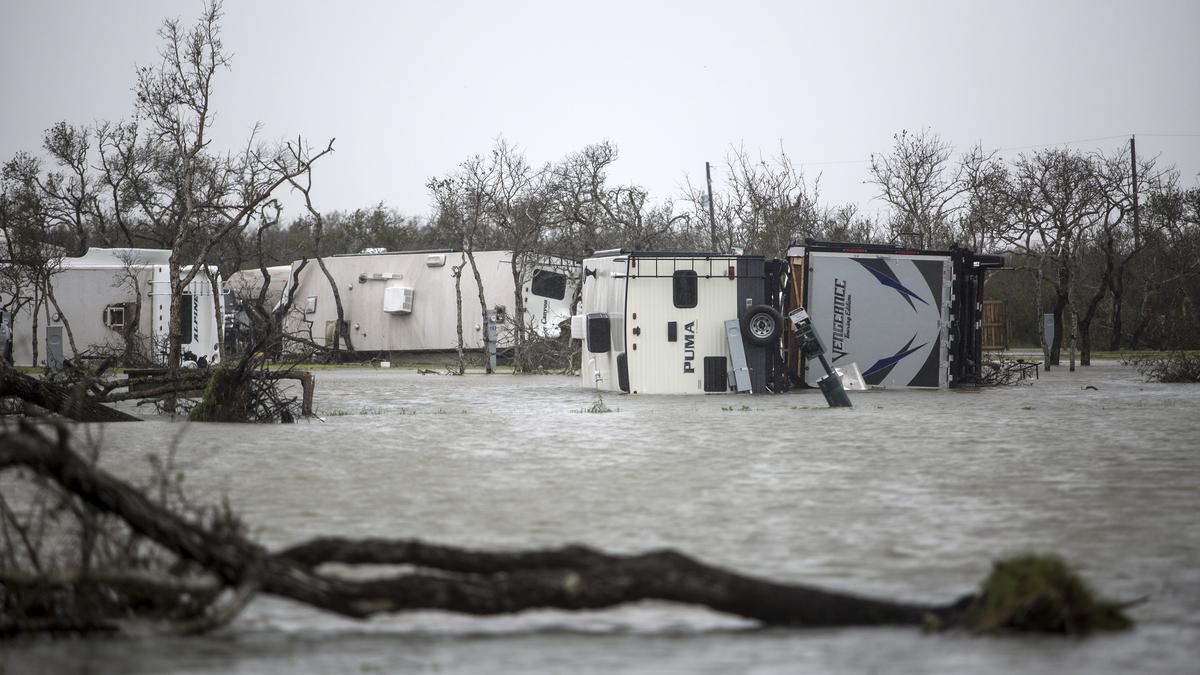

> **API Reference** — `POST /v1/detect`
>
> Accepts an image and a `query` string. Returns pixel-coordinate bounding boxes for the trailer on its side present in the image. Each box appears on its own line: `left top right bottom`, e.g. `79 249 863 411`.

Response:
572 251 791 395
785 240 1005 389
281 250 578 356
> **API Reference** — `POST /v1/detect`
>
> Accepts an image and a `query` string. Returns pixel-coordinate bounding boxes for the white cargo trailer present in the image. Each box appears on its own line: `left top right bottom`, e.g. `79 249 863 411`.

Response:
0 247 223 368
572 251 790 394
786 241 1003 389
281 250 578 355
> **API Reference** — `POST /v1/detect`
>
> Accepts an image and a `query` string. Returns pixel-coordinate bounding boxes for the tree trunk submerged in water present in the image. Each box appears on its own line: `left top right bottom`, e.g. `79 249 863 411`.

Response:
0 423 1133 637
0 363 140 422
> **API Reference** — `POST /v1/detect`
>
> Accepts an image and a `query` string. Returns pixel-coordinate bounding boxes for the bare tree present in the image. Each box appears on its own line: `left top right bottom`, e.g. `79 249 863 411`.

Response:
1097 149 1173 350
1125 185 1200 349
36 122 100 254
680 144 866 256
869 129 998 250
482 139 550 371
113 2 334 390
546 141 686 258
721 143 823 255
429 154 497 374
0 156 81 364
287 154 353 357
1001 148 1104 364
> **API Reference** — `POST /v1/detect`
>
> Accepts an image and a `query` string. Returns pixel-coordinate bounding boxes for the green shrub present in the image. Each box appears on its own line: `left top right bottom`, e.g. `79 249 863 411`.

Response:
962 555 1131 634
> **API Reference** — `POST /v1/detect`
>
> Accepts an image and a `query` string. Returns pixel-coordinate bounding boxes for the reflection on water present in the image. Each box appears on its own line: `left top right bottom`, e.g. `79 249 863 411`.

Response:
4 362 1199 674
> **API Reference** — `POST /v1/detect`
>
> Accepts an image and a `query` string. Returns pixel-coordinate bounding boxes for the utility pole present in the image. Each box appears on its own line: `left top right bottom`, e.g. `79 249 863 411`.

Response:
1130 135 1140 237
705 161 717 252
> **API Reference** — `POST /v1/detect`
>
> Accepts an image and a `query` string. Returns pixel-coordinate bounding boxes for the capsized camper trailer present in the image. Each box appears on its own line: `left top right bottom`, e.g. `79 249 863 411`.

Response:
786 240 1004 389
0 248 223 368
282 250 578 356
572 251 792 394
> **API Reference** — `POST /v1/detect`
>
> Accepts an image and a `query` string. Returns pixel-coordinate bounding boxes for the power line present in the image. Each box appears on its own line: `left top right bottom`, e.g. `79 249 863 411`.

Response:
788 132 1200 168
993 135 1130 152
799 158 871 166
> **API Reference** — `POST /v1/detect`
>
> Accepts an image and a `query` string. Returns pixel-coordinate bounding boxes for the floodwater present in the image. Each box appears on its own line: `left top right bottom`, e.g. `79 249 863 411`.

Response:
4 362 1200 674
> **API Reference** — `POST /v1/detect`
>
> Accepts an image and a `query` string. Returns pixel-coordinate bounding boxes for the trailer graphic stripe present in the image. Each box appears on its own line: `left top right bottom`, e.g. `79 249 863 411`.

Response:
862 334 927 384
852 258 928 311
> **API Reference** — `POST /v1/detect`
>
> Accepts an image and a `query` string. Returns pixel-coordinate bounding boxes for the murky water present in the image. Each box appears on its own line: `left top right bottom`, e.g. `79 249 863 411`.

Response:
4 362 1200 674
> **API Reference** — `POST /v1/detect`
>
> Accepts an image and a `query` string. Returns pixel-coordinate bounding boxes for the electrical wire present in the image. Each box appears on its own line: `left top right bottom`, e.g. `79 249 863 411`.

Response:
788 132 1200 168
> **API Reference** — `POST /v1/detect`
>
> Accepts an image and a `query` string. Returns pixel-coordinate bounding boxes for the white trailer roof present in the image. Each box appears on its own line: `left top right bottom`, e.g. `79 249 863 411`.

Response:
62 248 172 269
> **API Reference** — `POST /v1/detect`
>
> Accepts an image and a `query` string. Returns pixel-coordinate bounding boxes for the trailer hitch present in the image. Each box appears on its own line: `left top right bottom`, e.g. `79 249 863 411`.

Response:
788 308 852 408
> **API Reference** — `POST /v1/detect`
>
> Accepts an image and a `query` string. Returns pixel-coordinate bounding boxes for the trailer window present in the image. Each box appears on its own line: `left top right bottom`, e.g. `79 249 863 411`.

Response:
586 313 610 354
673 270 698 308
531 269 567 300
104 304 126 329
177 294 193 345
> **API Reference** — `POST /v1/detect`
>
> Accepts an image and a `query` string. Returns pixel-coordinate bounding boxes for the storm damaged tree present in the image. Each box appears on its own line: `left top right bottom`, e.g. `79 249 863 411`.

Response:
429 139 567 373
0 421 1135 637
545 141 687 259
1065 149 1153 365
0 157 82 364
31 122 101 255
869 129 1001 250
123 2 333 391
682 145 882 256
1000 148 1103 365
287 157 353 357
428 153 498 374
480 139 552 372
1097 148 1173 351
710 144 823 256
1124 185 1200 349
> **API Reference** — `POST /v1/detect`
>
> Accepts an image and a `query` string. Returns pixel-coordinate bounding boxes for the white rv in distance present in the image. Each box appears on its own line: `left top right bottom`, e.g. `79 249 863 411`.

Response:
281 250 578 356
785 240 1004 389
0 247 223 368
573 251 792 395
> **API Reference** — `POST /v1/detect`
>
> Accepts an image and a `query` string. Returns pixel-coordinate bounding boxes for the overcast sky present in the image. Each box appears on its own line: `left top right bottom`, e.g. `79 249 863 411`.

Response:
3 0 1198 222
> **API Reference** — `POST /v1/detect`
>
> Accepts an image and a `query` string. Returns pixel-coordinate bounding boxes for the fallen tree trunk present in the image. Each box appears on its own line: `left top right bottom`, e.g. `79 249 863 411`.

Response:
0 363 140 423
0 422 1132 636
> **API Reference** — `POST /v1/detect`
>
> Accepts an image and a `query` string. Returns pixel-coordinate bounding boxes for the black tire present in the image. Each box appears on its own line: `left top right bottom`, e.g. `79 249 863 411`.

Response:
741 304 783 346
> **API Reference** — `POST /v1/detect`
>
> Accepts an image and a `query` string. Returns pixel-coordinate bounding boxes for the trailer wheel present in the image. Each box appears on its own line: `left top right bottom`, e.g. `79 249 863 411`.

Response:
742 305 783 345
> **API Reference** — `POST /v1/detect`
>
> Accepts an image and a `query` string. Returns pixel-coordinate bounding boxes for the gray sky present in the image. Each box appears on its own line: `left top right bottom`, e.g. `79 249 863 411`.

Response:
3 0 1198 222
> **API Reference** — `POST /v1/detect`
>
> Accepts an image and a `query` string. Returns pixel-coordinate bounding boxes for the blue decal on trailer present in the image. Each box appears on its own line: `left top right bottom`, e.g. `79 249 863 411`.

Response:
863 334 928 384
853 258 928 312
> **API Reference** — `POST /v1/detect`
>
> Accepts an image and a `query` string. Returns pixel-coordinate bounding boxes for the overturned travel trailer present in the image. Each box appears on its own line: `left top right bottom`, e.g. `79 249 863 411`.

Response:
573 242 1003 395
281 250 578 356
786 241 1004 389
0 248 223 368
572 251 792 394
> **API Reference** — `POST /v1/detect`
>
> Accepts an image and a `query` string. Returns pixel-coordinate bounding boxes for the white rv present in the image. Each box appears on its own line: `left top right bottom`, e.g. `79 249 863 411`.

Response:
281 250 578 355
786 241 1003 389
0 248 223 368
572 251 791 395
